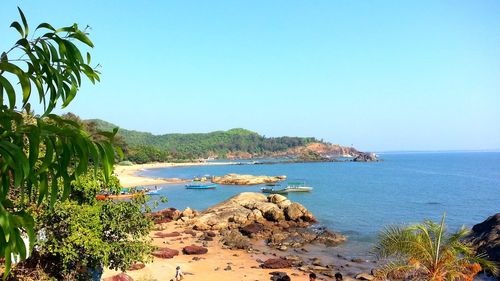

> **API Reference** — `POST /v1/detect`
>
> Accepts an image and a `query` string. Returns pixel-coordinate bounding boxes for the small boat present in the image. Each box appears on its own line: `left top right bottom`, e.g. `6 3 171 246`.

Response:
284 181 313 192
146 189 160 195
185 183 218 189
261 181 313 194
260 187 289 194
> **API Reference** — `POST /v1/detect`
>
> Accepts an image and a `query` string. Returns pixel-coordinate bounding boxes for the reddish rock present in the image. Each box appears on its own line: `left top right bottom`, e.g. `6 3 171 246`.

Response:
103 273 134 281
152 247 179 259
183 229 197 237
182 245 208 255
240 223 264 237
155 231 181 238
148 208 182 224
128 262 145 271
261 258 293 269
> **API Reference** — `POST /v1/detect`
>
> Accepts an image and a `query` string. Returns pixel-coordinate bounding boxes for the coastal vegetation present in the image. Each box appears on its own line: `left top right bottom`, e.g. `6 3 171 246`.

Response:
0 9 152 279
374 214 498 280
89 119 320 162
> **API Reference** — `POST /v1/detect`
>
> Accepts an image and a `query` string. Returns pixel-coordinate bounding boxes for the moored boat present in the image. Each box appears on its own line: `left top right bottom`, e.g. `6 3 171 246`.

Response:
185 183 218 189
261 180 313 194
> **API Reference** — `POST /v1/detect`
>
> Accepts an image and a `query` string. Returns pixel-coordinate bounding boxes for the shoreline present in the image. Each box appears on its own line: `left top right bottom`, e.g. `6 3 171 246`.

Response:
114 161 238 188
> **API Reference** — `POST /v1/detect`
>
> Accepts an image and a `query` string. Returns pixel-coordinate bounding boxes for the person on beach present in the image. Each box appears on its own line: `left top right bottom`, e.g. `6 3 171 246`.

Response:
309 272 317 281
334 272 343 281
175 266 184 280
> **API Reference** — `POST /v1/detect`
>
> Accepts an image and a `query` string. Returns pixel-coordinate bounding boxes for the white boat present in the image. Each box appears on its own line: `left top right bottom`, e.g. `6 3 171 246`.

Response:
285 181 313 192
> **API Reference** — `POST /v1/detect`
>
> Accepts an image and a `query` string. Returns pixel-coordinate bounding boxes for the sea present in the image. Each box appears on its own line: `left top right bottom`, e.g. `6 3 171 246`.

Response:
139 152 500 260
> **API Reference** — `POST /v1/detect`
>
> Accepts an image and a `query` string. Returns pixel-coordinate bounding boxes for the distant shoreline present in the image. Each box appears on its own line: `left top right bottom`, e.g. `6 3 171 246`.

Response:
114 161 239 188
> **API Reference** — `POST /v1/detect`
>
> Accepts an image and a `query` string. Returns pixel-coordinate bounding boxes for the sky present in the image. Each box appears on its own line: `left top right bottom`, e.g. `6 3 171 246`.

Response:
1 1 499 152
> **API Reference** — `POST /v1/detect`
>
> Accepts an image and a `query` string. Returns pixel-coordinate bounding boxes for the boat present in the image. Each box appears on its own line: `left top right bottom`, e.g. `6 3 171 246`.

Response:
261 181 313 194
185 183 218 189
260 187 289 194
284 181 314 192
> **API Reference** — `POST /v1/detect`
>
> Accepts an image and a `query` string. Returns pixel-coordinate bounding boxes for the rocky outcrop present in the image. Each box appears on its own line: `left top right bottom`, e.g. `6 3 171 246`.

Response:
352 152 378 162
148 207 181 224
184 192 345 250
211 174 286 185
468 213 500 264
191 193 315 231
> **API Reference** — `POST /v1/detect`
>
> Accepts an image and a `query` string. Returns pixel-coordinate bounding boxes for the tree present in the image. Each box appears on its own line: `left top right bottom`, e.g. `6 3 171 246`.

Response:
0 8 117 278
373 214 498 281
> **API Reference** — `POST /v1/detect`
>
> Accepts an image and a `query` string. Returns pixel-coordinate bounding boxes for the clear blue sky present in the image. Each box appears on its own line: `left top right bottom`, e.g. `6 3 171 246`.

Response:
1 1 499 151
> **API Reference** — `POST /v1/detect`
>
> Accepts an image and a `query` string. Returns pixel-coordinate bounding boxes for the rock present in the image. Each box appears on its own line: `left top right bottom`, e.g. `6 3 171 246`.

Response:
285 203 316 222
221 229 251 249
240 223 264 237
182 207 195 218
468 213 500 264
352 152 378 162
261 258 293 269
355 273 375 280
183 229 197 237
152 247 179 259
211 174 286 185
205 231 216 237
182 245 208 255
269 271 291 281
128 262 145 271
148 208 182 224
155 231 180 238
103 273 133 281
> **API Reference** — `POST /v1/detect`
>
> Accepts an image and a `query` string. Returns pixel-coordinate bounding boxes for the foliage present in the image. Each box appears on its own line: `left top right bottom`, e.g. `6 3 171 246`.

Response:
0 8 116 278
89 119 319 162
373 214 498 281
35 198 153 280
70 169 122 205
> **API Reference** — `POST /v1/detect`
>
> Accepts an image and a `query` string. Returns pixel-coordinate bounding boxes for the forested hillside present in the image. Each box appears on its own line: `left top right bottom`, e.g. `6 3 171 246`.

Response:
86 119 318 162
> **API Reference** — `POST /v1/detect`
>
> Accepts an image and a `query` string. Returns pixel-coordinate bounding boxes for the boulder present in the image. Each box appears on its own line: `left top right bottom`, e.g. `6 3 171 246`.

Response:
285 203 316 222
103 273 134 281
468 213 500 264
221 229 251 249
182 245 208 255
269 271 291 281
154 231 180 238
182 207 196 218
240 223 265 237
128 262 145 271
261 258 293 269
152 247 179 259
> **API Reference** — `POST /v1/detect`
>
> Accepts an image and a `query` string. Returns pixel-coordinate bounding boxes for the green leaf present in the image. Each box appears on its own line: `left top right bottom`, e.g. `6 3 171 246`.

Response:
17 7 29 38
0 76 16 109
62 83 77 108
10 21 24 37
38 173 48 205
69 30 94 47
36 22 56 31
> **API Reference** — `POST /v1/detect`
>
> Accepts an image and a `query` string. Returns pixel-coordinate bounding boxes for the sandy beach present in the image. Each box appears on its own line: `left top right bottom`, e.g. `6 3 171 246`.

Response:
106 163 314 281
102 222 305 281
114 161 238 188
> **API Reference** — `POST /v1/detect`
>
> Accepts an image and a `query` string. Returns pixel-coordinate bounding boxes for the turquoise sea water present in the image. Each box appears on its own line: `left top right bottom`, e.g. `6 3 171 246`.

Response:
140 152 500 258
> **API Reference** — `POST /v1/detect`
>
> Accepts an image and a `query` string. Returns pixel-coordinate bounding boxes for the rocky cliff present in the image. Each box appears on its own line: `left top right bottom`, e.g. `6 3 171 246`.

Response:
468 213 500 267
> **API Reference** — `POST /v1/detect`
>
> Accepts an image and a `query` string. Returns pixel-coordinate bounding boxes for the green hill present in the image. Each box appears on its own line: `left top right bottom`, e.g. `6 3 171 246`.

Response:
86 119 318 162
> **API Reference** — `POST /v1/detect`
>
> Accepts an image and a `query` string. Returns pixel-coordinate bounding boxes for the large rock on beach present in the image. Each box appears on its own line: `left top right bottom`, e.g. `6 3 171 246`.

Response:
182 245 208 255
211 174 286 185
103 273 134 281
261 258 293 269
468 213 500 264
152 247 179 259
